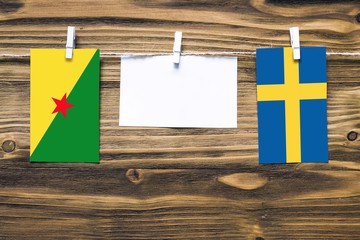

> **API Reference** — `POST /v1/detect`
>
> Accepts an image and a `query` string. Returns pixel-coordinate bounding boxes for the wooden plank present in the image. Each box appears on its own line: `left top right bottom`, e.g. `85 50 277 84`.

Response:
0 0 359 54
0 0 359 239
0 56 359 167
0 165 359 239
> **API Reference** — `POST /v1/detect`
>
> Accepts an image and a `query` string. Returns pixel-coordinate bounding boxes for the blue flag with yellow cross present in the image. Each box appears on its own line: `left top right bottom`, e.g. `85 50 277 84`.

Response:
256 47 328 164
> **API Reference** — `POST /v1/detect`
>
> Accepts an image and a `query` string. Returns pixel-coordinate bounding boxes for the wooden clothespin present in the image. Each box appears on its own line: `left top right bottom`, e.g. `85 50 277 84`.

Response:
173 31 182 64
290 27 300 60
66 26 76 59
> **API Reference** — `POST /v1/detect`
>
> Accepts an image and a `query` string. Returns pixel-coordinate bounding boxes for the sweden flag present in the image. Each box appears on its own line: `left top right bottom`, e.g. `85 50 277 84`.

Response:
256 47 328 164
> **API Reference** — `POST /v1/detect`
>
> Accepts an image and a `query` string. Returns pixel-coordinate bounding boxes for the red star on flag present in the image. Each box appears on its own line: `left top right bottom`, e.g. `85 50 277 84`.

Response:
52 93 74 118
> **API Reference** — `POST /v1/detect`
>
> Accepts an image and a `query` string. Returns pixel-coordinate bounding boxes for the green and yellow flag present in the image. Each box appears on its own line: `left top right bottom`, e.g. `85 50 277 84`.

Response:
30 49 100 163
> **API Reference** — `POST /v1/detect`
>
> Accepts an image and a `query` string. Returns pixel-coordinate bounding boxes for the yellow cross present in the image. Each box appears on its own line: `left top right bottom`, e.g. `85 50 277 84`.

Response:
257 47 327 163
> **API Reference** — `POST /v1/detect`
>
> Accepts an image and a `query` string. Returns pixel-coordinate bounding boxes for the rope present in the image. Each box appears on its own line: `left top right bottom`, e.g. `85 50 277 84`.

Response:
0 51 359 58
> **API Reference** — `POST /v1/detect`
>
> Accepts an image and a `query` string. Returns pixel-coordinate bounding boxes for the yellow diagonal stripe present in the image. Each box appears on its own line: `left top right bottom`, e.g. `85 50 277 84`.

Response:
256 47 327 163
30 49 96 155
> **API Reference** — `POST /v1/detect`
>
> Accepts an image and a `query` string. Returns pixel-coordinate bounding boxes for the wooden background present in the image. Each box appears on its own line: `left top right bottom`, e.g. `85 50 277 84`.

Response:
1 0 360 239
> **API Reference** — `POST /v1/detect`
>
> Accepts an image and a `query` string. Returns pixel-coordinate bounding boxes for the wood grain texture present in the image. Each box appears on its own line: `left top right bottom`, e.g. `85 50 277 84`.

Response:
0 0 360 239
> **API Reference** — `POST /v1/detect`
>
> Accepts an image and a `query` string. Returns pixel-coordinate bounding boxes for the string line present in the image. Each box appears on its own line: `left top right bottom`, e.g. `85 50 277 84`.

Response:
0 51 359 58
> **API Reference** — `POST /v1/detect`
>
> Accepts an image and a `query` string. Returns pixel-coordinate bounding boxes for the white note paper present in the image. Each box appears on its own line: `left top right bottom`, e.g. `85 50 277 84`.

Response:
119 55 237 128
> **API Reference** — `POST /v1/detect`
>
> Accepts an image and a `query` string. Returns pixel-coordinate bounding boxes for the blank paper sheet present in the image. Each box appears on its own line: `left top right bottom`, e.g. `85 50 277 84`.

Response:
119 55 237 128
